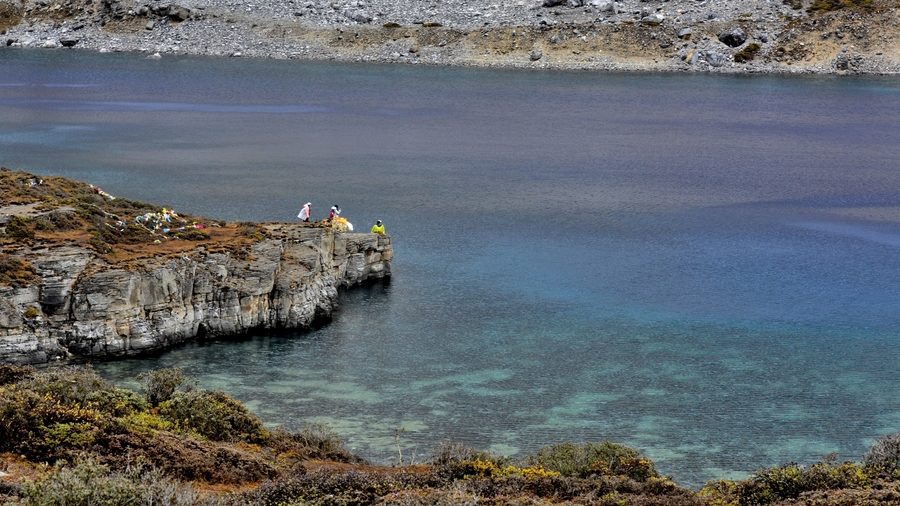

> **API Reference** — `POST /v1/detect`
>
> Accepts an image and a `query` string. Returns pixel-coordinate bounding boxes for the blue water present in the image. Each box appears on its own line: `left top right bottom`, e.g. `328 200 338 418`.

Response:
3 49 900 487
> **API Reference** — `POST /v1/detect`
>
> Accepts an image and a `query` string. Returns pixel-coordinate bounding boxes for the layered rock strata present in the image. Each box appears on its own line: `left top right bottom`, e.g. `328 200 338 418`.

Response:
0 224 392 364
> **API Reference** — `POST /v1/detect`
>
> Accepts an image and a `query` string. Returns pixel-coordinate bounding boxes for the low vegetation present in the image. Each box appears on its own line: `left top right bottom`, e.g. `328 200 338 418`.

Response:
0 167 278 262
733 43 762 63
807 0 872 12
4 365 900 505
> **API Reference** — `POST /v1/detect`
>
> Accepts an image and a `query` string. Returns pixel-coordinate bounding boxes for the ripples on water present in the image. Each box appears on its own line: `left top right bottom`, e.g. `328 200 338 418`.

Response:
3 50 900 487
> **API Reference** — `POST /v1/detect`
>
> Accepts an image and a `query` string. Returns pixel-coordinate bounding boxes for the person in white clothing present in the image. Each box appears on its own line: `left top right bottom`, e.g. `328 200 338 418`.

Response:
298 202 311 222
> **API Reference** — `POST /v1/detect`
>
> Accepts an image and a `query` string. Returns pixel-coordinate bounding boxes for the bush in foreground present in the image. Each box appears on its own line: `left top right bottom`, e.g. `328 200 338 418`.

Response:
16 456 208 506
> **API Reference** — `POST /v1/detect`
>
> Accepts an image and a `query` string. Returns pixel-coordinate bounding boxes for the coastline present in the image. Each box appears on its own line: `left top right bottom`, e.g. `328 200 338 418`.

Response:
2 0 899 74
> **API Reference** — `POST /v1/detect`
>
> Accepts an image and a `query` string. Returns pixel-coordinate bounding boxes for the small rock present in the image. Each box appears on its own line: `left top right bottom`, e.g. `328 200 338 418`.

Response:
145 20 154 29
703 50 726 67
718 27 746 47
59 37 78 47
549 34 559 43
682 47 697 63
41 38 58 48
542 0 564 7
147 51 161 58
409 44 418 53
438 39 447 46
530 47 542 60
758 33 768 43
677 26 691 39
640 13 663 25
566 0 582 6
346 10 371 22
167 4 190 20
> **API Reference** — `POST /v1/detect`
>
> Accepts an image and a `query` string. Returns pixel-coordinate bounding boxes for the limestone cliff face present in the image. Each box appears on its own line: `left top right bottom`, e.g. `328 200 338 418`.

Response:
0 225 392 364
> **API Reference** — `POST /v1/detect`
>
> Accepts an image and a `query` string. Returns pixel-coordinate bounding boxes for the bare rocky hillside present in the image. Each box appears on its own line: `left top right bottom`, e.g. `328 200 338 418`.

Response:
1 0 898 73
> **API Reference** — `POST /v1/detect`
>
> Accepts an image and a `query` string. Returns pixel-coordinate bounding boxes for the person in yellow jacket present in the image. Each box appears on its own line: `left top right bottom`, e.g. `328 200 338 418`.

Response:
371 220 385 235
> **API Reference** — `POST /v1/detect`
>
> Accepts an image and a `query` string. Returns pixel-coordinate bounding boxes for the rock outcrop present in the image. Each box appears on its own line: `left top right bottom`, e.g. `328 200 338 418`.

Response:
0 224 392 364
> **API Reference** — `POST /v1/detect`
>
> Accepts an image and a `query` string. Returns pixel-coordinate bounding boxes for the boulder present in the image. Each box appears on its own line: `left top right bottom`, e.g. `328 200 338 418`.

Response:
718 27 746 47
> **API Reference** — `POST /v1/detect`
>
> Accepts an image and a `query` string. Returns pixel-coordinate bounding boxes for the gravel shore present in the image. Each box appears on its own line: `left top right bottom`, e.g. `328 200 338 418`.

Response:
2 0 899 73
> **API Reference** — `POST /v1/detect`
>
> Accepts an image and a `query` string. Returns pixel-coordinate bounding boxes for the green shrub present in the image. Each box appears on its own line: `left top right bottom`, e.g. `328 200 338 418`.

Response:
808 0 871 11
430 440 510 480
159 389 270 445
239 226 264 241
138 367 194 407
180 229 210 241
88 234 112 254
0 254 37 287
21 366 112 407
48 210 82 230
521 441 658 481
85 387 148 417
17 456 205 506
865 433 900 475
31 217 53 231
701 460 872 506
40 421 97 449
0 364 35 385
734 43 761 62
5 215 35 239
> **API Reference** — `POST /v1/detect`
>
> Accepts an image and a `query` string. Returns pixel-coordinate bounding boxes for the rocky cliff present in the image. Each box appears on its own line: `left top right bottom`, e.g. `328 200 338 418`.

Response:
0 225 392 365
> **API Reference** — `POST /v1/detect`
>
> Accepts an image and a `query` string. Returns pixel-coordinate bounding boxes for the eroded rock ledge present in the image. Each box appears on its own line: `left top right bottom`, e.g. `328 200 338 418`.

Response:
0 224 392 364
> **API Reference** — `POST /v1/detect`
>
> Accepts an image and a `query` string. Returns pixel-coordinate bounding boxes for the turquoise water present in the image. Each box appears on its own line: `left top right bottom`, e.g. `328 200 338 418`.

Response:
3 49 900 487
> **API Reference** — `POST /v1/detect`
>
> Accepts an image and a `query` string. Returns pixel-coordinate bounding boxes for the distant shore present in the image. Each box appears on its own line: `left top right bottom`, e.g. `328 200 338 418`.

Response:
2 0 899 74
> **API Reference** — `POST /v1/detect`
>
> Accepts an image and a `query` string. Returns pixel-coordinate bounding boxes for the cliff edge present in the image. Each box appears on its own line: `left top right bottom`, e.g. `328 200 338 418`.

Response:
0 168 392 364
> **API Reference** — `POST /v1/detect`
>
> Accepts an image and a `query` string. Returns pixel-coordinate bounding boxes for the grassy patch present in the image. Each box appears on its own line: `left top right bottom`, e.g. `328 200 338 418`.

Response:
0 254 37 287
808 0 871 11
734 43 762 62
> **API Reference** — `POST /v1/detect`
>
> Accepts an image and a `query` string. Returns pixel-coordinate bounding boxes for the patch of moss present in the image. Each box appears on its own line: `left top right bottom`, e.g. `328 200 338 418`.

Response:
808 0 871 12
0 254 37 287
734 43 762 62
4 215 35 240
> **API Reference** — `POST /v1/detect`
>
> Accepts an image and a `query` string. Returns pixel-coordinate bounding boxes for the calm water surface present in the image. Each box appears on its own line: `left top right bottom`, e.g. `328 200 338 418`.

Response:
3 49 900 487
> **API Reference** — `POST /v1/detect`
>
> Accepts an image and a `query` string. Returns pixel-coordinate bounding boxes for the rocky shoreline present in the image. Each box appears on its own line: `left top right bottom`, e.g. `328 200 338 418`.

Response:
0 169 393 365
1 0 899 74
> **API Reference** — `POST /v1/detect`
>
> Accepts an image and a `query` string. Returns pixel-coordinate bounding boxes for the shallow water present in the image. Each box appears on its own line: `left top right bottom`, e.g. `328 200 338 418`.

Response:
3 49 900 487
